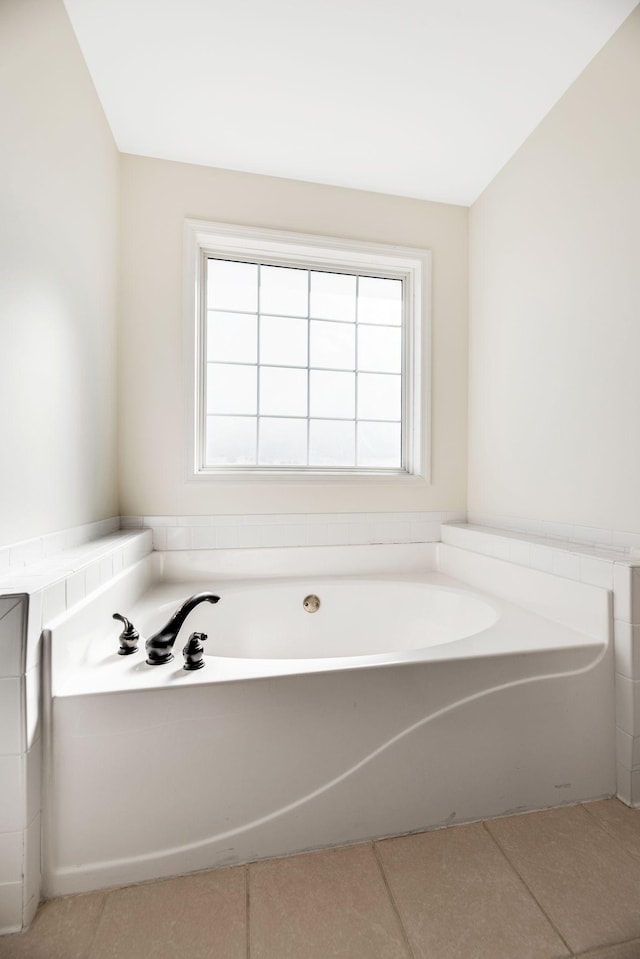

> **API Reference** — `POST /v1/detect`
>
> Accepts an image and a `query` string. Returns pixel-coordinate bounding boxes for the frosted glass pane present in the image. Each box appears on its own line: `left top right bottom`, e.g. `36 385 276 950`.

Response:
258 417 307 466
260 367 307 417
310 271 356 322
207 364 256 415
357 325 402 373
207 259 258 313
206 416 256 465
309 420 355 467
207 311 257 363
310 370 355 419
358 373 401 420
260 265 308 317
358 277 402 325
260 315 307 367
310 320 355 371
357 421 401 468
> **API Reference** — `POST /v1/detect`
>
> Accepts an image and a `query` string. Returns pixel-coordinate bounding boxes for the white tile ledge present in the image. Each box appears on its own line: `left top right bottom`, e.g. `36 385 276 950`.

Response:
0 528 153 670
467 511 640 556
0 516 120 577
443 523 637 570
124 510 466 551
0 531 152 598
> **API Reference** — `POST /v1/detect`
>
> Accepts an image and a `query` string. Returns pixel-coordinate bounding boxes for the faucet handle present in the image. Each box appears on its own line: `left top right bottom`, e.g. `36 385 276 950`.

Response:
113 613 139 656
183 631 207 671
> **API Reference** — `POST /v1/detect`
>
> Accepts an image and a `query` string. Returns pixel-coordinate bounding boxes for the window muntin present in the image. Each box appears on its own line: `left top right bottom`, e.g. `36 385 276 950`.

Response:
186 220 429 483
204 259 405 471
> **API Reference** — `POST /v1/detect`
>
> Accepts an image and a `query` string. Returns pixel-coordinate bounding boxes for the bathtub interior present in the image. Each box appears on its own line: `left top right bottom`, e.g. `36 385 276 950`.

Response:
43 543 616 898
49 552 607 699
121 578 500 660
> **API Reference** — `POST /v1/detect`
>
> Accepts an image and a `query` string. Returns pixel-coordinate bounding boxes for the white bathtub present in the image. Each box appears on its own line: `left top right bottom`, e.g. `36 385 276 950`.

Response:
142 578 500 660
43 544 615 896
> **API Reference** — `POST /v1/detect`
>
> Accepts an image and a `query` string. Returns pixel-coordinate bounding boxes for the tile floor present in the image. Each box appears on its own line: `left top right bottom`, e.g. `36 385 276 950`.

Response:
3 799 640 958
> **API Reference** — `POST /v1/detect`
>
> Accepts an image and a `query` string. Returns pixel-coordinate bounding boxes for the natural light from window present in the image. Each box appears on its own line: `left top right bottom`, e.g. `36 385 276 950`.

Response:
185 220 429 483
205 259 404 470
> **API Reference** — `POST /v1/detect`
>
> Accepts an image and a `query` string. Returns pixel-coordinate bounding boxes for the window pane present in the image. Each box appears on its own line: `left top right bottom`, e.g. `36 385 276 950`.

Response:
260 315 307 367
208 259 258 313
358 373 401 420
207 311 257 364
357 421 401 468
206 416 256 465
207 364 256 415
198 235 416 474
309 420 355 467
260 265 308 317
357 325 401 373
310 320 355 371
259 417 307 466
310 271 356 322
260 367 307 417
310 370 355 419
358 276 402 326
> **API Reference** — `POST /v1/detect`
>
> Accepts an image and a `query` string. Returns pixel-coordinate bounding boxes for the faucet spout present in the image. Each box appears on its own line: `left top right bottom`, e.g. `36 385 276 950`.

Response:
145 591 220 665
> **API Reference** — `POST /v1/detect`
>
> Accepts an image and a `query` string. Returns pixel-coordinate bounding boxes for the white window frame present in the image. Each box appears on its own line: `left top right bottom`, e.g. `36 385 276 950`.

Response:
184 219 431 484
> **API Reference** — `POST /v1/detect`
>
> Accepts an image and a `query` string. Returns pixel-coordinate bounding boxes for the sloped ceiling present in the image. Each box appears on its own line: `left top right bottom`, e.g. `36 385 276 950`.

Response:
63 0 638 204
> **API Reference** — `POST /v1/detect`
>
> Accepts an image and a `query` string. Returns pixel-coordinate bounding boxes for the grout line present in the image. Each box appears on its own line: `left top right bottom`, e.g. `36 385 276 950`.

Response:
574 933 640 956
580 800 640 867
245 863 251 959
480 821 575 957
371 841 417 959
85 890 110 958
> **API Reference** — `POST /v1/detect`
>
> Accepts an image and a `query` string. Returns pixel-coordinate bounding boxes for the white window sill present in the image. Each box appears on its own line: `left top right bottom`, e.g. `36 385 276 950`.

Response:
187 468 429 486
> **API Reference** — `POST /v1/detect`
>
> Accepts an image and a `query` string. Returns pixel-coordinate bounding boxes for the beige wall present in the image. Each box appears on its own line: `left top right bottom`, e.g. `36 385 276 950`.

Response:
119 157 468 515
468 7 640 532
0 0 119 548
6 1 635 535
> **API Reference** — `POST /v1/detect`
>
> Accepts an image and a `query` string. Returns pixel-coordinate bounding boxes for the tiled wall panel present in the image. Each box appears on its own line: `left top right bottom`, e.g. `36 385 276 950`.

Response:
0 522 152 934
122 511 465 551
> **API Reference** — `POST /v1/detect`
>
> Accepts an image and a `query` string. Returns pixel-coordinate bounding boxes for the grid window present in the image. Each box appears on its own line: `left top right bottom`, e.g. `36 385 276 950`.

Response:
187 221 429 481
203 259 405 470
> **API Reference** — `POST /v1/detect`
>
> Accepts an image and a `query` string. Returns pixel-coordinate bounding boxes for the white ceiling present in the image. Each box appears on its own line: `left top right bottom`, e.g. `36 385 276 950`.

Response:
63 0 637 206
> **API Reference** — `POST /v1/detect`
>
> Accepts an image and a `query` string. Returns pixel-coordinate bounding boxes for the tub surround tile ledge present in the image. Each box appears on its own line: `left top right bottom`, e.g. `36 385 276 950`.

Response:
442 523 637 572
0 517 120 578
130 510 465 552
467 511 640 557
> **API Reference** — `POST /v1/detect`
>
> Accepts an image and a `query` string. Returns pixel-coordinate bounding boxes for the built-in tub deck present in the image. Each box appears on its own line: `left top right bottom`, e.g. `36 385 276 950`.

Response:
52 570 605 697
44 551 615 898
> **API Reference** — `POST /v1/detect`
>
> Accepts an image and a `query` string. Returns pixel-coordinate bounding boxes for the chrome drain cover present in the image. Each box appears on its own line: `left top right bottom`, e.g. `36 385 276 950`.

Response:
303 594 320 613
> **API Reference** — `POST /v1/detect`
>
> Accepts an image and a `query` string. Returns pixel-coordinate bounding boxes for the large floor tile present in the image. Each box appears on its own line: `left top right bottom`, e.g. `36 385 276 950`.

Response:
249 842 410 959
0 892 106 959
578 939 640 958
584 799 640 861
88 867 246 959
486 804 640 954
375 822 568 959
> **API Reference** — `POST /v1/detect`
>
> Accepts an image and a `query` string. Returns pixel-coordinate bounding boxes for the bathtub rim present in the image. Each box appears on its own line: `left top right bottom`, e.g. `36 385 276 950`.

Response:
48 566 610 700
